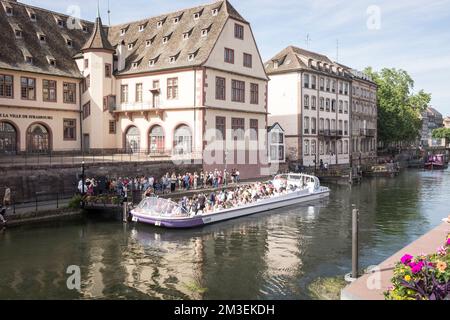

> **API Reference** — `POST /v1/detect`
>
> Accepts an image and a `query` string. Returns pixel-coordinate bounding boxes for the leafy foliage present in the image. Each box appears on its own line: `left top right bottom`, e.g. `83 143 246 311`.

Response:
432 128 450 140
364 67 431 145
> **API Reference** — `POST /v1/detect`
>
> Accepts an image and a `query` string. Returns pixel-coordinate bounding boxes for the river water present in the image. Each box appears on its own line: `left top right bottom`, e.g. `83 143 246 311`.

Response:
0 169 449 300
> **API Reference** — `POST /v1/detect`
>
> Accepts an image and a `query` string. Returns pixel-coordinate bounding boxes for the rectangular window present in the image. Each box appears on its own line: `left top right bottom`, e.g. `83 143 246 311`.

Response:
43 79 57 102
311 75 316 89
109 120 116 134
105 63 112 78
311 117 317 134
63 82 76 103
250 119 258 140
167 77 178 99
320 78 324 91
136 83 143 103
319 98 324 111
224 48 234 64
304 95 309 109
82 102 91 120
304 117 309 134
232 80 245 103
269 130 285 162
311 96 316 110
63 119 76 140
0 74 13 98
304 74 310 88
232 118 245 140
234 23 244 39
84 59 89 69
250 83 259 104
121 85 128 103
243 53 252 68
20 77 36 100
216 116 226 140
215 77 226 100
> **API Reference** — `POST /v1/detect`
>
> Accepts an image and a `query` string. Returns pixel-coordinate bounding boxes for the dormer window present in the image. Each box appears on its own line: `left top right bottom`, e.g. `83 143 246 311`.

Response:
26 56 33 64
212 8 219 16
169 56 176 64
121 28 126 36
128 43 134 50
82 25 88 33
274 61 279 69
29 12 37 21
5 6 13 17
132 62 139 69
47 57 56 66
57 19 65 27
139 25 145 32
183 32 189 40
201 24 212 37
188 50 199 62
157 20 164 28
39 34 46 42
162 33 174 44
15 30 23 39
173 17 180 24
194 13 200 20
67 39 73 47
149 59 156 67
146 40 151 47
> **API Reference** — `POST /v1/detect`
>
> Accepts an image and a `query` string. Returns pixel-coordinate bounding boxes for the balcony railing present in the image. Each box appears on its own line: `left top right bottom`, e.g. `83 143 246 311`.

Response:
360 129 376 137
115 101 159 112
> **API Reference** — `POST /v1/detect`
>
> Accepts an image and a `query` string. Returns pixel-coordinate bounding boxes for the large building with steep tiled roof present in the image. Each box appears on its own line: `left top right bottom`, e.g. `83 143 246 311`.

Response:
0 0 269 178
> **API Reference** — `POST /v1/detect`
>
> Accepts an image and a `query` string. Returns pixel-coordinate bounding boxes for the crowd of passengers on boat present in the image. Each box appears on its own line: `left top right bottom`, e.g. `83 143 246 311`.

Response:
141 178 314 217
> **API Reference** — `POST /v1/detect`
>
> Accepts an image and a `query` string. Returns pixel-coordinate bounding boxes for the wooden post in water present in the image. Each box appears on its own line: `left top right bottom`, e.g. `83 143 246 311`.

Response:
352 208 359 279
122 201 128 223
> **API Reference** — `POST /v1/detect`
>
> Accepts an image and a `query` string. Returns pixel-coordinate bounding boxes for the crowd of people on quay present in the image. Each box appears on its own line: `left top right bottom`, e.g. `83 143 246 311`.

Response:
166 180 301 216
78 168 241 198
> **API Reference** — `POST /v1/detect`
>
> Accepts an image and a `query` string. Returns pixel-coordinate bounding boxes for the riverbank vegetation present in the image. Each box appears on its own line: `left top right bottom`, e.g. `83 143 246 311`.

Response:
364 67 431 147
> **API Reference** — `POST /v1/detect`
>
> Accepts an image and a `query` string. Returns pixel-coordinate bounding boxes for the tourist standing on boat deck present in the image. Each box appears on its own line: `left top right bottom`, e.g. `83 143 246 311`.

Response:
236 170 240 183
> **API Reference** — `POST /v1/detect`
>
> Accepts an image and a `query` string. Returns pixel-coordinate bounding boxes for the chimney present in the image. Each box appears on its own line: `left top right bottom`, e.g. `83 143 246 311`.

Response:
117 40 126 72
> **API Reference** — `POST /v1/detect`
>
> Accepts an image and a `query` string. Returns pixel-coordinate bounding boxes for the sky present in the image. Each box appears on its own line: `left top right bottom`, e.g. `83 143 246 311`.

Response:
24 0 450 116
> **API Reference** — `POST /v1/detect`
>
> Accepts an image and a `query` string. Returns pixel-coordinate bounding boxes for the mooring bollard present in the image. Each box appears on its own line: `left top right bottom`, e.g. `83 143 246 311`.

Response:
122 201 128 223
352 208 359 279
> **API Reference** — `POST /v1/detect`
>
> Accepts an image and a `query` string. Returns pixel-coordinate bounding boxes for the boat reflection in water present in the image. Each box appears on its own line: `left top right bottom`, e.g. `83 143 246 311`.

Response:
130 173 330 229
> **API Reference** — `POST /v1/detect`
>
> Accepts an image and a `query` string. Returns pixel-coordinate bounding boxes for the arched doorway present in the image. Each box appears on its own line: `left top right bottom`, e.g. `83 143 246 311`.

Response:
149 125 165 154
0 121 18 154
125 126 140 153
27 123 50 153
173 125 192 155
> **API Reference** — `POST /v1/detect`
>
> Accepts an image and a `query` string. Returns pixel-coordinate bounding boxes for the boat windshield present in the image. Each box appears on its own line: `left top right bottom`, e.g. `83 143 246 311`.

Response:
136 197 189 217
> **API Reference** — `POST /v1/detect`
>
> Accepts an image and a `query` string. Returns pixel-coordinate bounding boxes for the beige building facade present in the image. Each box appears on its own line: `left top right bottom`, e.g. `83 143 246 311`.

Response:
0 0 269 178
266 46 351 168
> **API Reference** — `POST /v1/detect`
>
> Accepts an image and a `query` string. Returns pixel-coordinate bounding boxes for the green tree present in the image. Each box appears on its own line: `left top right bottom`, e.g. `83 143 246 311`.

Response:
432 127 450 140
364 67 431 145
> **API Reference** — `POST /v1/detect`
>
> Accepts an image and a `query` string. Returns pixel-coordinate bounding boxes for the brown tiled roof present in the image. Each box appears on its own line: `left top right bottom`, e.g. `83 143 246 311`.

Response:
108 0 246 76
0 0 93 78
81 16 114 52
0 0 247 78
265 45 350 79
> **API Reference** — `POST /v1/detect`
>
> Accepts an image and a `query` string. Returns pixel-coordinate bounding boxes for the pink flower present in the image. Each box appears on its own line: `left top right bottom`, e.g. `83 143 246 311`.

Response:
446 238 450 246
411 261 424 274
437 246 446 256
401 254 413 265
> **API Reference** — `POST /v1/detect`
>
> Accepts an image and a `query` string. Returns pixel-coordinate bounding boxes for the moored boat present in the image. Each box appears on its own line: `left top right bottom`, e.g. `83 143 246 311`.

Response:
424 154 448 170
130 173 330 229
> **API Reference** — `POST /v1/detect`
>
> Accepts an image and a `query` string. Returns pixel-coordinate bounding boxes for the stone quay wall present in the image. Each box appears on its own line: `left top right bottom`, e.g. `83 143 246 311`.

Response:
0 161 203 203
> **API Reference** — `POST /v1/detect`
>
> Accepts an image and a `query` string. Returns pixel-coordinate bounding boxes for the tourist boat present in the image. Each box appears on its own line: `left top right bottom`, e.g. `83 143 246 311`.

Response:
424 154 448 170
130 173 330 229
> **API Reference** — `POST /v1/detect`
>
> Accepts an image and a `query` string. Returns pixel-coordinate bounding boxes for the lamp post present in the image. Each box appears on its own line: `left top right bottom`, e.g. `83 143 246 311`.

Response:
81 161 86 196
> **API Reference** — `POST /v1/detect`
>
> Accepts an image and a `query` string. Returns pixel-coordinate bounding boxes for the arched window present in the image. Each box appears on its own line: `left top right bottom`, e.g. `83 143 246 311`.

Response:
174 125 192 155
149 125 165 154
27 123 50 153
311 140 316 155
125 126 140 153
0 121 17 154
304 139 309 156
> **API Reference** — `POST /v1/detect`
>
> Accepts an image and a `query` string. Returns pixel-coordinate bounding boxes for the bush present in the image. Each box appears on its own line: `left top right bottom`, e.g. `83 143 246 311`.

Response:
68 194 84 209
385 234 450 300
